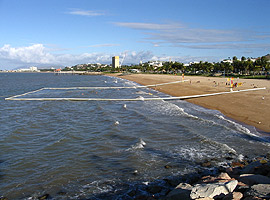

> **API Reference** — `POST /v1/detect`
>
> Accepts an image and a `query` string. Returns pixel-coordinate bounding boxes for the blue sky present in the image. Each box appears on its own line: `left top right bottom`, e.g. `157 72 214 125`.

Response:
0 0 270 69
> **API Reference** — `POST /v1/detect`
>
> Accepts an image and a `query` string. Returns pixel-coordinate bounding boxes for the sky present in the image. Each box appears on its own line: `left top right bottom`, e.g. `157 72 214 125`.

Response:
0 0 270 70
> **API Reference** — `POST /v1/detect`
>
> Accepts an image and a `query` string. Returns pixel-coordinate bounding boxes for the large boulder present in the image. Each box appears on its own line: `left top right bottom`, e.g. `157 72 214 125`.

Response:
238 174 270 185
166 183 192 200
246 184 270 199
190 180 238 199
241 161 261 174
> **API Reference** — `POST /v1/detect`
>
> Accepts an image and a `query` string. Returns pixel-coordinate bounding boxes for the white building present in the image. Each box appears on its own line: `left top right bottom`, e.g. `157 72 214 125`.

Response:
148 61 163 67
17 66 40 72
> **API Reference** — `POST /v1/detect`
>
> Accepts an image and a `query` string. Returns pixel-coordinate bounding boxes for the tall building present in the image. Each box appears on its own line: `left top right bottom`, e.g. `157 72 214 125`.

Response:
112 56 120 68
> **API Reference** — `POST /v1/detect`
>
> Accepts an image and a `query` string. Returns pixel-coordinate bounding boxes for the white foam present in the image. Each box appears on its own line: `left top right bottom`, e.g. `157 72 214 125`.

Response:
128 139 146 150
137 96 145 101
215 115 260 138
238 154 245 161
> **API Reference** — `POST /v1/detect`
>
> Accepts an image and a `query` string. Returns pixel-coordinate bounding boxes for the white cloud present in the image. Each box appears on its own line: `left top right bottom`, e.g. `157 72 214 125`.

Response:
67 9 105 16
0 44 154 69
0 44 222 70
114 21 269 49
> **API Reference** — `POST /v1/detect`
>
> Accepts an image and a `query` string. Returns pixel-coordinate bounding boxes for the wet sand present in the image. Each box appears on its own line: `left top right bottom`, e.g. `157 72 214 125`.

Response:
108 73 270 133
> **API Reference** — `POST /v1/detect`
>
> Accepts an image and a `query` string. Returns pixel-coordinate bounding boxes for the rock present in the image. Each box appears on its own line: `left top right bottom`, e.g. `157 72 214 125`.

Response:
201 161 212 167
38 194 50 200
127 189 137 197
147 185 163 194
253 164 270 176
196 198 214 200
238 174 270 185
166 183 192 200
217 173 231 180
241 161 261 174
236 185 250 194
190 180 238 199
201 175 217 183
164 177 181 187
226 167 241 176
164 165 172 169
223 192 243 200
246 184 270 199
231 162 245 168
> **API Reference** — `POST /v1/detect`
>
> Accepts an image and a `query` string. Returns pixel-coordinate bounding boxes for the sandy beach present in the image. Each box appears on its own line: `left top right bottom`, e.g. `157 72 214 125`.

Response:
108 73 270 133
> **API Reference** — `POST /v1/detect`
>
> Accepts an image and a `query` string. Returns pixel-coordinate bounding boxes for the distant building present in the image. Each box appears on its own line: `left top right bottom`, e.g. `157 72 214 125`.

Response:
30 66 38 71
148 61 163 68
17 66 40 72
112 56 120 68
222 59 233 64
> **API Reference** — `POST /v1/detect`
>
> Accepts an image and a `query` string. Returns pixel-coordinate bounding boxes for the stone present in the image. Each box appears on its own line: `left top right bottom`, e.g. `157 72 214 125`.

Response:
217 173 231 180
236 185 250 193
246 184 270 198
38 194 50 200
231 162 245 168
127 189 137 197
241 161 261 174
147 185 163 194
223 192 243 200
201 175 217 183
238 174 270 185
253 164 270 176
190 180 238 199
166 183 192 200
201 161 212 167
164 178 181 187
175 183 193 190
164 165 172 169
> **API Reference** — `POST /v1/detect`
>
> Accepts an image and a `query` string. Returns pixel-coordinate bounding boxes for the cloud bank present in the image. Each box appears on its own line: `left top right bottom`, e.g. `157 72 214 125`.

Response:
0 44 214 70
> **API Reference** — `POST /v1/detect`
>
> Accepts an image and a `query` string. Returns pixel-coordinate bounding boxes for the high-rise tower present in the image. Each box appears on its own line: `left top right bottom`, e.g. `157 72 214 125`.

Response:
112 56 120 68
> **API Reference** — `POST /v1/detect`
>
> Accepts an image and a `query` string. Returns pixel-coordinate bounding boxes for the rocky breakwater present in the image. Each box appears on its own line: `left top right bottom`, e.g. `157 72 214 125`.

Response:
163 156 270 200
2 156 270 199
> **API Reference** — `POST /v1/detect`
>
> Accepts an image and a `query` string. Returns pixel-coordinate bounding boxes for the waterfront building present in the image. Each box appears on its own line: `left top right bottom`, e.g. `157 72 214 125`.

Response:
112 56 120 68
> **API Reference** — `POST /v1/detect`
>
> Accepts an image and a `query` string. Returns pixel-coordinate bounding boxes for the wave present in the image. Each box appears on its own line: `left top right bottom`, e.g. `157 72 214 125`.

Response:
126 138 146 151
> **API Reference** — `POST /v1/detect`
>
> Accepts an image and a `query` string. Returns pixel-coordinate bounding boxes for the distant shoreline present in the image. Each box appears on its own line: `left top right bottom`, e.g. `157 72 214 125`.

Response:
107 73 270 133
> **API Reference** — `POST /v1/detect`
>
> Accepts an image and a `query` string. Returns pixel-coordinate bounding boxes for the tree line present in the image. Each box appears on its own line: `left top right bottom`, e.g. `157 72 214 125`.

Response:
131 56 270 76
63 55 270 76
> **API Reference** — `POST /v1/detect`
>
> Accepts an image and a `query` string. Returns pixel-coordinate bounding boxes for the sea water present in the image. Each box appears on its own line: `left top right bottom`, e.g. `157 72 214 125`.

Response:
0 73 269 199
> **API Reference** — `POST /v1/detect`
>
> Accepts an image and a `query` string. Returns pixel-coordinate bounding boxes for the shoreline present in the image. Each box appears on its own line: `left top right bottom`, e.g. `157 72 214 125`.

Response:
107 73 270 133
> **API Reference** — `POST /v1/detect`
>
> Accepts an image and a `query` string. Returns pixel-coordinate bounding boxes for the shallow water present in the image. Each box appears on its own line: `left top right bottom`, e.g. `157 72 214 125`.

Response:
0 73 269 199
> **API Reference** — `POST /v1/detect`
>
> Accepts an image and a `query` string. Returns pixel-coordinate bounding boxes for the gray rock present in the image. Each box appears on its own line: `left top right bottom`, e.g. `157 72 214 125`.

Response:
241 161 261 174
147 185 163 194
166 183 192 200
246 184 270 198
190 180 238 199
238 174 270 185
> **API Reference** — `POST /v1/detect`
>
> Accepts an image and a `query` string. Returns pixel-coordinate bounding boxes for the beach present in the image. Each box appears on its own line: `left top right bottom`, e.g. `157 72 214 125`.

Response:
108 73 270 133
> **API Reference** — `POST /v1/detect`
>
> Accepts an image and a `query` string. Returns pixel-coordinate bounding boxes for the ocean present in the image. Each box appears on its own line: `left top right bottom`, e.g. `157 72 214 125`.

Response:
0 73 269 199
